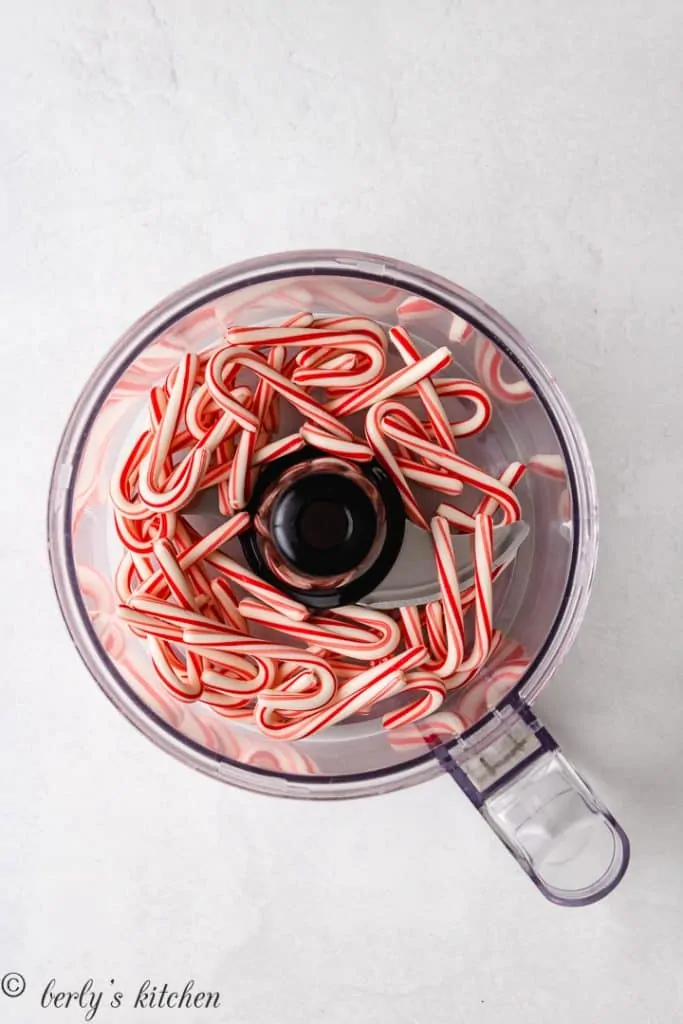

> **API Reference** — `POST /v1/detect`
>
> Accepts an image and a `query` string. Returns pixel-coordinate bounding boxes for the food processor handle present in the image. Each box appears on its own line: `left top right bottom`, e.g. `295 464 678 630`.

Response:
438 705 630 905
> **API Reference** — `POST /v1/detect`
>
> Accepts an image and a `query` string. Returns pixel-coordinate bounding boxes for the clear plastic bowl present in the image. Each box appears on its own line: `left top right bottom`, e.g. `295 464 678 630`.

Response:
48 250 629 905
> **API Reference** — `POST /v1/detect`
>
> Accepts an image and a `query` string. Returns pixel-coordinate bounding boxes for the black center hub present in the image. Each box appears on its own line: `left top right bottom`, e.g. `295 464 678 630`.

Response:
239 445 406 610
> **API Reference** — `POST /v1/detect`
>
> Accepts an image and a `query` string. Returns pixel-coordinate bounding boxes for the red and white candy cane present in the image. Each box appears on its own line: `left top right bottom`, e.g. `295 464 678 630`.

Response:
254 344 286 435
299 423 373 463
311 315 388 350
254 646 426 741
210 578 247 634
256 657 337 713
201 654 276 697
483 659 530 711
134 513 250 598
448 314 476 344
455 514 494 676
400 603 449 672
252 433 305 467
152 537 200 610
396 296 442 322
110 429 153 518
436 461 524 532
227 428 256 511
113 508 176 556
474 335 533 404
326 346 452 417
147 354 199 487
78 564 128 660
474 461 526 519
430 515 466 677
528 454 566 480
238 600 401 661
365 402 428 528
137 447 209 514
398 377 492 438
424 602 448 658
445 629 505 691
381 670 447 730
387 710 467 750
148 636 203 701
383 419 522 524
137 534 309 620
117 605 184 642
207 346 352 440
396 457 465 497
389 326 458 454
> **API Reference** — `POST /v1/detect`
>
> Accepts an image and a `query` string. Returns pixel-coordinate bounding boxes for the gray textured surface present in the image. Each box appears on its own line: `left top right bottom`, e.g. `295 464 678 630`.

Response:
2 1 682 1021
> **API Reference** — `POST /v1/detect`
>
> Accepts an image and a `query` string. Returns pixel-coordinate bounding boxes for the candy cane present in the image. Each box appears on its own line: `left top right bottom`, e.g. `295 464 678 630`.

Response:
474 462 526 518
127 595 229 631
365 402 428 528
448 314 475 344
396 457 465 496
114 551 137 603
254 646 426 740
238 599 401 660
383 419 522 523
152 538 199 609
425 601 448 664
474 335 533 403
209 700 255 720
210 578 248 634
148 636 202 701
227 428 255 511
399 606 424 649
134 513 250 598
146 354 199 487
113 509 176 556
396 296 442 322
483 659 530 710
387 710 468 750
110 429 153 517
78 565 127 660
252 433 305 467
528 454 565 480
204 551 309 621
116 605 184 642
455 514 494 675
252 345 286 438
381 670 447 730
441 628 503 691
137 447 209 514
280 312 315 328
207 347 352 439
311 316 388 349
299 423 373 462
389 326 458 454
430 516 465 677
326 346 452 417
256 659 337 713
201 655 275 696
397 377 492 437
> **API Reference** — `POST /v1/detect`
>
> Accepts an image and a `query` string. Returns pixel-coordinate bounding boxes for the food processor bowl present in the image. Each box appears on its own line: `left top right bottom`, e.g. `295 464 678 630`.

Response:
48 250 629 905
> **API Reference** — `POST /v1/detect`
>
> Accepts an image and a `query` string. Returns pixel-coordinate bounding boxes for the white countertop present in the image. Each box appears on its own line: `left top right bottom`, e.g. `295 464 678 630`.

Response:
2 1 682 1021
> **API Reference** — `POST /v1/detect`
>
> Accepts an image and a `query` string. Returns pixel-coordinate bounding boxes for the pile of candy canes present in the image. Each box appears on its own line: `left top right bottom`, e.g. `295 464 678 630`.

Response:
110 314 527 741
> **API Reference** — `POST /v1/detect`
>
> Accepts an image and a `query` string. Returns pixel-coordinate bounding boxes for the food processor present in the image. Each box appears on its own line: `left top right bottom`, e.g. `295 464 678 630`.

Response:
48 250 630 906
